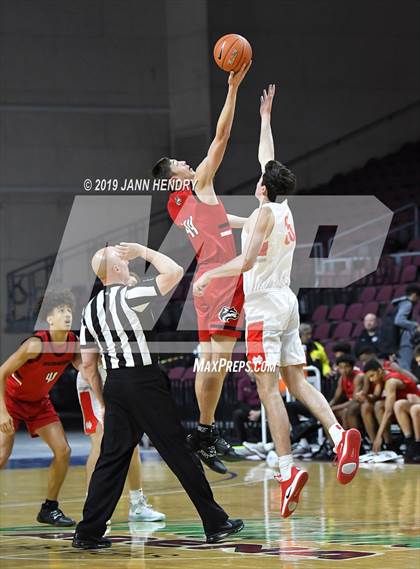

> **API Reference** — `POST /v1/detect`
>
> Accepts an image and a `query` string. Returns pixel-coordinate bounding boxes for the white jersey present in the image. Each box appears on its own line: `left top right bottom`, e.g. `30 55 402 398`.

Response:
241 199 296 296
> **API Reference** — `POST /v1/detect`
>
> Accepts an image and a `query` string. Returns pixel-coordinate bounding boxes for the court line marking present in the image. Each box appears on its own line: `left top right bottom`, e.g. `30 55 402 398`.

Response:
0 471 269 510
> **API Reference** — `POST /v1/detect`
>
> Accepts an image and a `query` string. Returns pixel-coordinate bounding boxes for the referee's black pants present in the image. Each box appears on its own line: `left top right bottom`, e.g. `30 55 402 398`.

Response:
76 367 228 538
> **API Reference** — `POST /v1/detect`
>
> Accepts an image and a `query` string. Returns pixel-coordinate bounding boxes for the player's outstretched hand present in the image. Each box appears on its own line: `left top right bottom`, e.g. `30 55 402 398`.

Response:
228 60 252 90
115 242 143 261
0 408 15 434
260 84 276 117
193 273 211 297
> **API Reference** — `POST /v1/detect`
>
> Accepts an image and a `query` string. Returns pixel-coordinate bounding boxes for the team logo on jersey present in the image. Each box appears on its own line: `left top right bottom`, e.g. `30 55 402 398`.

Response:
218 306 239 323
183 216 199 237
175 196 182 206
284 214 296 245
252 355 264 367
45 371 58 383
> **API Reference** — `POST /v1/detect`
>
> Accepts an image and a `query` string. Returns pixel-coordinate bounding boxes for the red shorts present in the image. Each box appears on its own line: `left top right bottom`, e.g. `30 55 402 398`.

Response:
193 269 244 343
5 392 60 438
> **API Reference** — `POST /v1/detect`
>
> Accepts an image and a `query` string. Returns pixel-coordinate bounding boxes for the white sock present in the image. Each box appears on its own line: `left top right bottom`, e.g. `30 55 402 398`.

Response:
278 454 294 481
329 423 345 450
129 489 143 503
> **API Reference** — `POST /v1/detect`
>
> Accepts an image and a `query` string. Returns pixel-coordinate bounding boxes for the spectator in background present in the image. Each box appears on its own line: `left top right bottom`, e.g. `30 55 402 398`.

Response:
299 324 331 378
393 393 420 463
354 313 380 357
232 371 261 443
356 344 419 382
413 345 420 382
394 284 420 371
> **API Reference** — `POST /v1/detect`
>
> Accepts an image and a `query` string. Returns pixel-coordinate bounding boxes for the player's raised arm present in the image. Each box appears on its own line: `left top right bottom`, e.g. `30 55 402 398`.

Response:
193 207 272 296
0 338 42 433
195 62 251 190
258 84 275 172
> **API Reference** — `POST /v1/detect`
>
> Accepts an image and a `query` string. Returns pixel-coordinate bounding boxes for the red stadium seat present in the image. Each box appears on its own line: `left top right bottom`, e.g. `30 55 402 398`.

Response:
376 285 393 303
408 238 420 252
328 304 346 321
413 255 420 267
168 366 185 380
359 287 376 303
401 265 418 283
362 301 379 316
352 321 365 338
401 255 413 267
332 322 353 340
344 303 363 321
312 304 329 323
183 367 196 381
313 323 331 341
393 284 406 298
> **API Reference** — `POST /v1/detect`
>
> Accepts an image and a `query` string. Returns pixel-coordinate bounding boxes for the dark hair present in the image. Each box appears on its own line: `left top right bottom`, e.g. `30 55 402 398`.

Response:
39 289 75 320
406 284 420 296
355 344 379 358
332 342 352 354
152 157 172 179
363 359 382 373
262 160 296 201
336 354 355 367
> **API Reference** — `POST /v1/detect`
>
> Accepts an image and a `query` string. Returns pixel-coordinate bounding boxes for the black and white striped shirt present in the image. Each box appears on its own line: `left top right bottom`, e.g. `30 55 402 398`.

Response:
80 277 161 370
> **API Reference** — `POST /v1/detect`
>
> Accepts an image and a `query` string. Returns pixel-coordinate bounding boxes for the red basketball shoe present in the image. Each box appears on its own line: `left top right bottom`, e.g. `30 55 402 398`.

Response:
275 466 309 518
335 428 361 485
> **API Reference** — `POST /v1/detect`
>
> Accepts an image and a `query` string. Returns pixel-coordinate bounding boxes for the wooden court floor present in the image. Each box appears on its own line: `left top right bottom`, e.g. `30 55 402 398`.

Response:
1 459 419 568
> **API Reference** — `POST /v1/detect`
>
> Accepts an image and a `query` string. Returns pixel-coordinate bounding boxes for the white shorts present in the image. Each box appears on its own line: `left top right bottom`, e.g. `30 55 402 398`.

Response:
76 370 105 435
244 287 306 370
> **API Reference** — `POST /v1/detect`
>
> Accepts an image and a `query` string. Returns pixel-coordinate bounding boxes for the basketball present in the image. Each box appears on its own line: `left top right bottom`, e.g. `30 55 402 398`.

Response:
213 34 252 73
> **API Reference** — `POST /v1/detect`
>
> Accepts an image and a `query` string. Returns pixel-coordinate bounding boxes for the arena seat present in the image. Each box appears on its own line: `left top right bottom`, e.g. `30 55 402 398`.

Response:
401 265 418 283
408 238 420 251
362 301 379 316
332 322 353 340
344 303 363 321
313 322 331 341
393 284 407 298
312 304 329 322
328 304 346 321
376 285 393 303
359 287 376 303
352 321 365 338
168 366 186 380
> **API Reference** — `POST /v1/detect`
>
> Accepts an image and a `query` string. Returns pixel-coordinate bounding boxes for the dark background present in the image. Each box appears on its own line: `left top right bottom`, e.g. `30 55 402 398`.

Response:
1 0 419 362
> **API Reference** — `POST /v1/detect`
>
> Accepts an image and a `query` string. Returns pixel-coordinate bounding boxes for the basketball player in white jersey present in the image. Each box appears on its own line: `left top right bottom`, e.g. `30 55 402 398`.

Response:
194 84 361 518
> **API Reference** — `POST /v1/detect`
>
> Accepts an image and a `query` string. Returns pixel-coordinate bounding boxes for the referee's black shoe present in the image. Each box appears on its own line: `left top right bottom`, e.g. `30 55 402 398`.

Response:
72 533 112 550
212 427 245 462
37 505 75 527
206 519 244 543
187 432 227 474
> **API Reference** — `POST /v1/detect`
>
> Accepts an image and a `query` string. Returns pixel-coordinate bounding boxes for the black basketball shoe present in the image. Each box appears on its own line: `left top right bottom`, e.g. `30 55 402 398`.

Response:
211 427 245 462
206 518 244 543
37 506 76 527
187 431 227 474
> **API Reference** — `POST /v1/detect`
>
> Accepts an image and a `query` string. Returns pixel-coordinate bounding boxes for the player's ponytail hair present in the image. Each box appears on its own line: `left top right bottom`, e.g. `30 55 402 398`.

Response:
262 160 296 201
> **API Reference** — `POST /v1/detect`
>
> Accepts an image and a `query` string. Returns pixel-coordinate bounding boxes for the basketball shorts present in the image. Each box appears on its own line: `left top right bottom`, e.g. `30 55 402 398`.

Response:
76 370 105 435
5 392 60 438
194 270 244 343
245 287 306 371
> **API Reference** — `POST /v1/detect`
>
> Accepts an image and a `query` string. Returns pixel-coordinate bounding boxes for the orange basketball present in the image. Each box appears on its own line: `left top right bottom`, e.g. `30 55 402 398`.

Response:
213 34 252 73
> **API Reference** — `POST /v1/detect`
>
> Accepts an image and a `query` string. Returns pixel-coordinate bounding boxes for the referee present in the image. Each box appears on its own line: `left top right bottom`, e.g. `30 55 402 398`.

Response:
72 243 243 549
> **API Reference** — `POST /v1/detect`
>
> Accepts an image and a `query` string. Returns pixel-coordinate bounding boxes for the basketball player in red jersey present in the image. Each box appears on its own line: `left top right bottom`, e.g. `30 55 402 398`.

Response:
194 84 362 517
0 290 80 526
363 359 420 452
152 62 251 473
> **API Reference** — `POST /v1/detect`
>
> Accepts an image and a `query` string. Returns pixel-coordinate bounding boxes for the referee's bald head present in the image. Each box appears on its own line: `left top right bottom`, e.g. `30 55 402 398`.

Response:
91 246 129 284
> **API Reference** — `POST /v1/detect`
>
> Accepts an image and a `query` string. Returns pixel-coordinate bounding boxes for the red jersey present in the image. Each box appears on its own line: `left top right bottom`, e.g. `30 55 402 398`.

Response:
341 369 359 400
6 330 78 402
383 371 420 400
167 188 237 271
